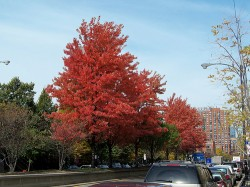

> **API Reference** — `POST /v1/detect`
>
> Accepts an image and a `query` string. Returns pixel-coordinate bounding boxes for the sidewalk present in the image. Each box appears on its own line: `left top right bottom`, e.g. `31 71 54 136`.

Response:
239 174 250 187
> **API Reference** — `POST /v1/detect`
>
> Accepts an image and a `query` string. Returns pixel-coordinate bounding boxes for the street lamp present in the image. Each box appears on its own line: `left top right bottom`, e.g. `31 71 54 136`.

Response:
201 62 249 159
201 63 237 72
0 60 10 65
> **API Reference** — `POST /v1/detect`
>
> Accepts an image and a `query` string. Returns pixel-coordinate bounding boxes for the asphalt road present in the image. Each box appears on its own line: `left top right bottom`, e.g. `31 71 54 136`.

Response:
52 177 145 187
53 176 246 187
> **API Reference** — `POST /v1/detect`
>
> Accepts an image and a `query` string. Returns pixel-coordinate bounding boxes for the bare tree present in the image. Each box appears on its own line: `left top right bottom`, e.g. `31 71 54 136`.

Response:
205 4 250 156
0 103 31 172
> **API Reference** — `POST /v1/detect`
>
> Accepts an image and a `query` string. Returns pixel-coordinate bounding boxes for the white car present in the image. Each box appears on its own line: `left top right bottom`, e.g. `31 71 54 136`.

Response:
213 165 236 185
223 162 242 180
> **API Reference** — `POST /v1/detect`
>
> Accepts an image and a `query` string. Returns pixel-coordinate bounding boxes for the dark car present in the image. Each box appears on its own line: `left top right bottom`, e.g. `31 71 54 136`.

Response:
90 182 171 187
144 160 217 187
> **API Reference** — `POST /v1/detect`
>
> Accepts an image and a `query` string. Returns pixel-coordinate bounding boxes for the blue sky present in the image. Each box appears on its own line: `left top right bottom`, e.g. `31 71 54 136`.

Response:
0 0 249 108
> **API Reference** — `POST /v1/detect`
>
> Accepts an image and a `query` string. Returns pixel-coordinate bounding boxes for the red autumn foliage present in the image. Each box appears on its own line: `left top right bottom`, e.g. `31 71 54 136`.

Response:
50 111 84 143
46 17 166 146
115 70 167 145
164 93 206 152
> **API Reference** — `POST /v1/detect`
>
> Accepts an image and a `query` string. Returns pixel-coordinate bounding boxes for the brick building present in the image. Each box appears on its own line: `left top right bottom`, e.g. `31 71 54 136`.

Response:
198 107 231 155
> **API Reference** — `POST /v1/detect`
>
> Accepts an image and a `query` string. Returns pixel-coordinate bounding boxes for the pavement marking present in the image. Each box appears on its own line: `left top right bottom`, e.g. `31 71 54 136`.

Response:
52 179 122 187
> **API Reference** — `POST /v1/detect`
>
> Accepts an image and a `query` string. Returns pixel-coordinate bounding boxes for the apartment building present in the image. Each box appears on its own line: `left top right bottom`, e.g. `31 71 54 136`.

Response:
198 107 231 155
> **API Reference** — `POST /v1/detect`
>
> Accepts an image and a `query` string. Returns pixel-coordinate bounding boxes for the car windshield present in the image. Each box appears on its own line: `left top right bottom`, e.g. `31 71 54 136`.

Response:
145 166 199 184
224 162 237 168
209 167 227 174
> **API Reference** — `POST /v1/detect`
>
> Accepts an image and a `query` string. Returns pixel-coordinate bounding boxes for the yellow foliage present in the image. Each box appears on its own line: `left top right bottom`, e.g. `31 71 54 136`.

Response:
73 141 91 158
216 148 223 156
208 75 215 79
212 29 219 36
223 20 230 25
240 46 250 55
169 152 175 160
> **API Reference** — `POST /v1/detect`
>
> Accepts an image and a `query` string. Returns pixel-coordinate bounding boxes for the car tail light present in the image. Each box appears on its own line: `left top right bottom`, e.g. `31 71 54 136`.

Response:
225 174 230 180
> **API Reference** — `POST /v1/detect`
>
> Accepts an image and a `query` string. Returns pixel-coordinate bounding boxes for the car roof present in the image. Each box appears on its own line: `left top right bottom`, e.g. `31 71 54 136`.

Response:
212 165 233 172
214 165 231 168
154 160 197 165
90 182 170 187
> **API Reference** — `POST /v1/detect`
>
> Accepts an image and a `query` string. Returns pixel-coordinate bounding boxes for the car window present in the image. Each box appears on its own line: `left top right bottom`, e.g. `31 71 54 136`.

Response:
209 167 227 174
224 162 237 168
212 173 222 181
145 166 199 184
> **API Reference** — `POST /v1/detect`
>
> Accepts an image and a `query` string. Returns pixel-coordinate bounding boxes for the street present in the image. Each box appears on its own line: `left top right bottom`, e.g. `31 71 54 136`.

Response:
52 177 145 187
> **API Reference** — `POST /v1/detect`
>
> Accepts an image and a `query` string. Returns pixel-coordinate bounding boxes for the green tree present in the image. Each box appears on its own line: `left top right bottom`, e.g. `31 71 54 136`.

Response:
163 124 181 160
23 89 56 170
0 77 35 110
36 88 56 115
34 88 56 131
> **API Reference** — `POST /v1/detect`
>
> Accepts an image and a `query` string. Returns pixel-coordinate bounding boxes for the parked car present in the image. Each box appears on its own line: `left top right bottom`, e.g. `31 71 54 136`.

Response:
68 165 80 170
122 163 131 168
212 165 236 186
97 164 109 169
144 160 217 186
211 170 232 187
243 159 249 175
80 164 91 168
236 161 245 173
223 162 242 180
112 162 122 168
209 167 233 187
90 182 171 187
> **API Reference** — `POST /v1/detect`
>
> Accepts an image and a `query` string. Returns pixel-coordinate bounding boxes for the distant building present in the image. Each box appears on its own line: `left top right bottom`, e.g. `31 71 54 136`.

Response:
197 107 231 155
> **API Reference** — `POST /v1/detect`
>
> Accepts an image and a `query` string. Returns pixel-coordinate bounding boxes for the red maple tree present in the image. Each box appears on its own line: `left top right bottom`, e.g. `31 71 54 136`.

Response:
46 17 166 167
164 93 206 155
119 70 167 164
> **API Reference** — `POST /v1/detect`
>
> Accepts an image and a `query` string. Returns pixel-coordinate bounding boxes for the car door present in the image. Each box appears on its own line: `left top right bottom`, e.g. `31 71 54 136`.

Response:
199 166 217 187
204 167 217 187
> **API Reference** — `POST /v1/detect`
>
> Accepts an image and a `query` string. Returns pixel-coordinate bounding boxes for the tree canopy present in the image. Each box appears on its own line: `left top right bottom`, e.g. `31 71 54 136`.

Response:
0 77 35 110
164 94 206 153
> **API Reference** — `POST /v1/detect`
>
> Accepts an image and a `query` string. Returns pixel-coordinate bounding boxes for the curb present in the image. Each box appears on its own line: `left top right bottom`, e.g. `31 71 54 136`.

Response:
237 174 245 187
0 168 148 187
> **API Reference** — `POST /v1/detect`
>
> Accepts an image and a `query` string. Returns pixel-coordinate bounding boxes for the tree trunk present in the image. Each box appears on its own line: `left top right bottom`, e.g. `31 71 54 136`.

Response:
27 159 32 172
150 141 154 163
107 140 113 168
58 145 66 170
166 148 169 160
9 164 15 173
134 140 139 167
58 151 65 170
90 136 96 168
174 148 178 160
3 152 18 172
